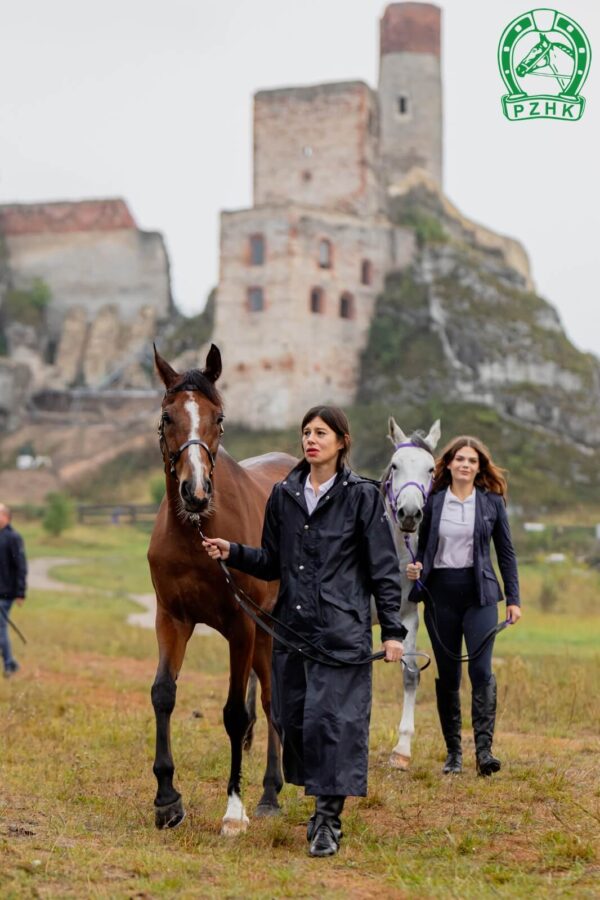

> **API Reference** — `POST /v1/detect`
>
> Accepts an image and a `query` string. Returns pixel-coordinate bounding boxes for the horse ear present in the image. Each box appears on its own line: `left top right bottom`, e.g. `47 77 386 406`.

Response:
153 344 179 389
425 419 442 451
202 344 222 383
388 416 407 446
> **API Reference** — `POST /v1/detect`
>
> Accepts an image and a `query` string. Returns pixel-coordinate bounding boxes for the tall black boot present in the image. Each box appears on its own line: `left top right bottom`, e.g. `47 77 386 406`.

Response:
472 675 501 776
435 679 462 774
307 795 345 857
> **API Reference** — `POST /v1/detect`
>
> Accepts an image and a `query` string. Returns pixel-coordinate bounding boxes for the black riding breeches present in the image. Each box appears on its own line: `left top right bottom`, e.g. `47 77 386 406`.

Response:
423 568 498 691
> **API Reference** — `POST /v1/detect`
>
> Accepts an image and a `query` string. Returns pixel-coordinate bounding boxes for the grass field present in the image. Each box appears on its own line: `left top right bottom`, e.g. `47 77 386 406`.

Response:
1 522 599 899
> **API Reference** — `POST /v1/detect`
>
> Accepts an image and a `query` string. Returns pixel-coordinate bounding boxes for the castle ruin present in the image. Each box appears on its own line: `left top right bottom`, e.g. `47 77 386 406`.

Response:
213 3 446 424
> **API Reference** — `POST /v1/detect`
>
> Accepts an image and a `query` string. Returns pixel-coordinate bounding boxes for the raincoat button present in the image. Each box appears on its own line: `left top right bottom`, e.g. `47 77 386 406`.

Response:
295 491 300 496
343 481 348 486
299 565 305 570
296 604 301 610
304 524 309 530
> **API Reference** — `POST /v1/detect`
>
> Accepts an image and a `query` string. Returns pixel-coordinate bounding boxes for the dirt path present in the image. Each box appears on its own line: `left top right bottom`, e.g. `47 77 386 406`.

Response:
28 558 214 635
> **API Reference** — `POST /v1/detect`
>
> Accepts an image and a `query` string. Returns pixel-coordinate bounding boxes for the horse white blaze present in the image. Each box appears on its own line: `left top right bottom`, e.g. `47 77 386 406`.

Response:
184 394 205 487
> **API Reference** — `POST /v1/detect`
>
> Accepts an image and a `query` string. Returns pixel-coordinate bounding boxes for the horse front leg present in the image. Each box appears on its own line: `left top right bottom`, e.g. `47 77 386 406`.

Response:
151 609 193 829
252 629 283 816
221 621 254 836
390 600 420 770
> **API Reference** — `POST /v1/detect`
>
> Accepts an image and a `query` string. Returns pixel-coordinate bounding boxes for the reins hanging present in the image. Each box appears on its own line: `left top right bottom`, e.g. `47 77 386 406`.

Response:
402 534 511 663
197 527 430 672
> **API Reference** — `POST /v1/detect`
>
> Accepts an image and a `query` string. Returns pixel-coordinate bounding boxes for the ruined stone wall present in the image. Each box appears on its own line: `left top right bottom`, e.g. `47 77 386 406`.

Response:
253 83 381 217
214 203 415 425
0 199 172 341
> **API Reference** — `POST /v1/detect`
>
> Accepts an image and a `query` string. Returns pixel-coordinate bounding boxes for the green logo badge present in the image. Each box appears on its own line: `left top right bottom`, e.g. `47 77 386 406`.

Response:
498 8 591 121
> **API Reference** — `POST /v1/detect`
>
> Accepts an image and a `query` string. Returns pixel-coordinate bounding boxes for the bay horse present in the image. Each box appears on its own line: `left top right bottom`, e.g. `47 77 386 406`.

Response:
147 344 296 834
382 416 440 770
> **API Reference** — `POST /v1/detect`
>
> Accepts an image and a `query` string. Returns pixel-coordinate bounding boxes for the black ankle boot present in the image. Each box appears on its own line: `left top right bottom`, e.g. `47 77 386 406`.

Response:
307 795 345 857
435 679 462 774
472 675 501 776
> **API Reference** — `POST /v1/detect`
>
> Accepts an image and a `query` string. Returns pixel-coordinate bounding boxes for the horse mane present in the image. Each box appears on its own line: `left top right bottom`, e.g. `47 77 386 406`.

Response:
379 430 435 494
166 369 223 406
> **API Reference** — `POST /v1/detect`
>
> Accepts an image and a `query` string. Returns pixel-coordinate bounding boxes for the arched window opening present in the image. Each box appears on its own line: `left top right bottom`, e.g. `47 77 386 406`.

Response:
247 287 264 312
361 259 372 286
318 238 332 269
339 292 355 320
249 234 265 266
310 287 324 314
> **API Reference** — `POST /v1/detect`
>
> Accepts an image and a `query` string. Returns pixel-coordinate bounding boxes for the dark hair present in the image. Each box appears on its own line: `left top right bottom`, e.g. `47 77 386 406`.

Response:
432 435 508 498
301 405 351 470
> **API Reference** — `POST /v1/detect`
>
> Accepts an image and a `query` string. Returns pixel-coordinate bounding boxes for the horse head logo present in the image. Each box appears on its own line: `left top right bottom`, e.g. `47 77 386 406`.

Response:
498 8 591 121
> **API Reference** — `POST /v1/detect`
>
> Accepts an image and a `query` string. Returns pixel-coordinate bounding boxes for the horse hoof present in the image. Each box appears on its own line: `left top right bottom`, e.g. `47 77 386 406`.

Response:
155 798 186 830
255 803 281 818
389 752 411 771
221 816 249 836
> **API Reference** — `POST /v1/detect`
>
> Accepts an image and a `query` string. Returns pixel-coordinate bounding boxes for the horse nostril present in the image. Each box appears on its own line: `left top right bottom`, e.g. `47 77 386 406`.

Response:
415 509 423 520
204 479 212 496
181 481 194 503
398 507 405 518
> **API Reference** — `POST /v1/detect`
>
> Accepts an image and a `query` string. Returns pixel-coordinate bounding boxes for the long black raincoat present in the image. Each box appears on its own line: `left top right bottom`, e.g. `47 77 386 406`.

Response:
228 461 407 797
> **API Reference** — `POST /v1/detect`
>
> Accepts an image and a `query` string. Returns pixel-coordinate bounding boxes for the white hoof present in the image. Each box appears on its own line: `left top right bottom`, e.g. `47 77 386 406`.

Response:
221 816 249 836
390 751 411 770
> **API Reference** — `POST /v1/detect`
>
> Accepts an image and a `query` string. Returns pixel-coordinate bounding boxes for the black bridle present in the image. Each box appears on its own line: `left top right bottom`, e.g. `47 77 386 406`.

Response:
157 404 223 480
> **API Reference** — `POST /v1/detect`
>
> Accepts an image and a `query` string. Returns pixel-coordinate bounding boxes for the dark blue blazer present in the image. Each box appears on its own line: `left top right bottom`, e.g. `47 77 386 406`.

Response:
409 487 520 607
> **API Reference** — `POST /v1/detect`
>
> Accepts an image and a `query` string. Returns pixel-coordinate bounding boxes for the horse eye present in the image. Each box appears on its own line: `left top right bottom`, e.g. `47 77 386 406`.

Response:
161 413 172 425
391 463 397 471
429 466 434 474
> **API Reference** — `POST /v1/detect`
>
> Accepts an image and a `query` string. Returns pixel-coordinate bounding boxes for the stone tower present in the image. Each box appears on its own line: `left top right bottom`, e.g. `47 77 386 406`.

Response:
378 3 443 189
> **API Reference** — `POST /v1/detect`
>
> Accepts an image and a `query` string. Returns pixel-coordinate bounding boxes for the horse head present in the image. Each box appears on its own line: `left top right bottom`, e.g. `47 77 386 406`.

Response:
383 417 441 533
154 343 224 517
516 33 551 77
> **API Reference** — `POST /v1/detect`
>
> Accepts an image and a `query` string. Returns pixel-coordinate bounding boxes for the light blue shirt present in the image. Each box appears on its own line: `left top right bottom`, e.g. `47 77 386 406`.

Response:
433 488 476 568
304 472 337 516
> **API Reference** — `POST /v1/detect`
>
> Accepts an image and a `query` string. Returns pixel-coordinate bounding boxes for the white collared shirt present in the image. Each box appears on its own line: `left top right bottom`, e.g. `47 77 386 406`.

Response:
433 487 476 568
304 472 337 515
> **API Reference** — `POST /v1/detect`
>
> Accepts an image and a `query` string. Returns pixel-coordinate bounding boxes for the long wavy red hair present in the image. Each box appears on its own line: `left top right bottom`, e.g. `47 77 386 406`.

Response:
431 435 508 499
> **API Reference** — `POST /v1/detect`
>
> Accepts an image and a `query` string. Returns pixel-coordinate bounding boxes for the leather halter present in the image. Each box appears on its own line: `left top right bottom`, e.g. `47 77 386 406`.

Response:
157 407 222 481
166 438 216 480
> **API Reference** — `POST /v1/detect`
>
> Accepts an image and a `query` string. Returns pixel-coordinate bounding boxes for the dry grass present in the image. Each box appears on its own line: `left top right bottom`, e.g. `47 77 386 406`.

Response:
0 524 598 898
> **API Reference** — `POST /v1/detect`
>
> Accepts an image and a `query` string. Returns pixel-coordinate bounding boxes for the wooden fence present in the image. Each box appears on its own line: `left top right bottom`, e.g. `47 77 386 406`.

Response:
77 503 159 525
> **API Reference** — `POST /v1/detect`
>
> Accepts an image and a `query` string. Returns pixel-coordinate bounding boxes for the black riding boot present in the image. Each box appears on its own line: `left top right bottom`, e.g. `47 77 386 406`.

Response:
307 795 345 857
472 675 501 776
435 679 463 774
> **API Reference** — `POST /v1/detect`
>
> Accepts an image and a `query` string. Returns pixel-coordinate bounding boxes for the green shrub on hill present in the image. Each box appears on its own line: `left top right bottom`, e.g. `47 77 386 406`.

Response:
43 491 75 536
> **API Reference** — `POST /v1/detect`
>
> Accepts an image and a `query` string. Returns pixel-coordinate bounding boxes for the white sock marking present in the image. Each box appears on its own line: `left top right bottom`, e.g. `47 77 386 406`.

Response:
224 792 248 823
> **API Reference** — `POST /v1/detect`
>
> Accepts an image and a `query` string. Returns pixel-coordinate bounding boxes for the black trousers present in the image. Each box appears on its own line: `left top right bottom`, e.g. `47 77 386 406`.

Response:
423 568 498 691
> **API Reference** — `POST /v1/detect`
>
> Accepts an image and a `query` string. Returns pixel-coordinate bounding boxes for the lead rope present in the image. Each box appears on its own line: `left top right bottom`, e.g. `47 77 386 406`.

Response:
197 527 430 672
403 534 510 662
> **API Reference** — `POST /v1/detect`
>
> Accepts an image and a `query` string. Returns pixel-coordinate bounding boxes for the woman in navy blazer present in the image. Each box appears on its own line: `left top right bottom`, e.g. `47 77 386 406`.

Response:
407 436 521 776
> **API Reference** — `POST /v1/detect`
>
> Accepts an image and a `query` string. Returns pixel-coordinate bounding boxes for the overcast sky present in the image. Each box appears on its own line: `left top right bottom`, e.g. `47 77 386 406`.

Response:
1 0 598 356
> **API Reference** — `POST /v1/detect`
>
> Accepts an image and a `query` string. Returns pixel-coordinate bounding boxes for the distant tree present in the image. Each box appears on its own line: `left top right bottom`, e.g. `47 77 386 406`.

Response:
43 492 75 536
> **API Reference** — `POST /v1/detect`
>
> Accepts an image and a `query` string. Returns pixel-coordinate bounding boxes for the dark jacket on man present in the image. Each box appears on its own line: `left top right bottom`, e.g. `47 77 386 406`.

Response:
0 524 27 600
409 487 520 606
228 461 406 797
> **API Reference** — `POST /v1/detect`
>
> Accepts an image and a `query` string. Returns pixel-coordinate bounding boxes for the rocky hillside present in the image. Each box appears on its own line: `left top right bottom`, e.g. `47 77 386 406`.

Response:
352 180 600 509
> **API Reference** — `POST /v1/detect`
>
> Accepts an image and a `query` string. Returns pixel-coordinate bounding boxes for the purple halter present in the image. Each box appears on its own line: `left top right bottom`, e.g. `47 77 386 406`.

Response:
384 441 433 518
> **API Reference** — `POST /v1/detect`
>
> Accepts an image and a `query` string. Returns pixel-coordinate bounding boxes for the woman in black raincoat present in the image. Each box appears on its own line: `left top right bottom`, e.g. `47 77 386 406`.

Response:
204 406 406 857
